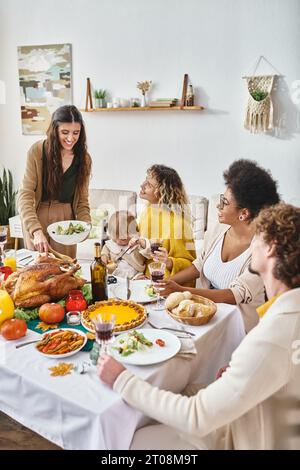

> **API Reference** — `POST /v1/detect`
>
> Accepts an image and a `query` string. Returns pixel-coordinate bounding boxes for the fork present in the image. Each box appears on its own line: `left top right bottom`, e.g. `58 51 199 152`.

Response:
116 245 137 262
147 319 195 337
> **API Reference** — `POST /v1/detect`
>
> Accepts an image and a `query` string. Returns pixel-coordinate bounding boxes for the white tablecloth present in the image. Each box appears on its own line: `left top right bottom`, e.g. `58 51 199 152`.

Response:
0 264 245 450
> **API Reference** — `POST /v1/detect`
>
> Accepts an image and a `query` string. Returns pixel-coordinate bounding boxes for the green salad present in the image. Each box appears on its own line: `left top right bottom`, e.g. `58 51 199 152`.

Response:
113 330 153 357
55 222 86 235
144 284 157 298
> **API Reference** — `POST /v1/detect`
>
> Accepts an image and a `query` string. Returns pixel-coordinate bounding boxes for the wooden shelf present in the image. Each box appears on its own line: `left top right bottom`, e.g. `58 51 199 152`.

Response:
81 105 204 112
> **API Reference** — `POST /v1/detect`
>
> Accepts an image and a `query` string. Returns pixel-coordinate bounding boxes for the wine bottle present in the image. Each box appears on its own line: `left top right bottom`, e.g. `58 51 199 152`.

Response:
90 242 108 302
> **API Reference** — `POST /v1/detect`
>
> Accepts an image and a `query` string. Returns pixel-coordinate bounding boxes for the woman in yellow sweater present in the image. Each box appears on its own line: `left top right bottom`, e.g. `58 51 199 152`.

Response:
138 164 196 284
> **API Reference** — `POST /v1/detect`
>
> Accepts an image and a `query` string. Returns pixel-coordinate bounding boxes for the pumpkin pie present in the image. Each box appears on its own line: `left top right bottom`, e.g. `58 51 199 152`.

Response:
81 299 147 333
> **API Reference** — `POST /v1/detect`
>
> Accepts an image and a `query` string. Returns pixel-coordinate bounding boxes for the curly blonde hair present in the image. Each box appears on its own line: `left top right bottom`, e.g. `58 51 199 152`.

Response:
255 203 300 288
147 165 189 211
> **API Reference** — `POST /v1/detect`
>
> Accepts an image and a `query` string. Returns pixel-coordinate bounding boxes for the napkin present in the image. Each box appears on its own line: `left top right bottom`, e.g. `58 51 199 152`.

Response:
176 336 197 360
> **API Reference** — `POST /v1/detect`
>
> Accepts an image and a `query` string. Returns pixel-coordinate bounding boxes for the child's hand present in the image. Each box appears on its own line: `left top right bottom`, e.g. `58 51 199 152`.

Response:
101 255 109 265
128 236 145 249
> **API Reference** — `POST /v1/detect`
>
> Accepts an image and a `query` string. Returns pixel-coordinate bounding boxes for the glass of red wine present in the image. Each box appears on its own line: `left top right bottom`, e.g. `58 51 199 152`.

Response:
149 261 166 310
92 312 116 356
0 226 8 266
150 238 163 257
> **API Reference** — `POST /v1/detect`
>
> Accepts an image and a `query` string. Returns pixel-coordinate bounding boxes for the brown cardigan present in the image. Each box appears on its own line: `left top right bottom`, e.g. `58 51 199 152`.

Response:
18 140 92 237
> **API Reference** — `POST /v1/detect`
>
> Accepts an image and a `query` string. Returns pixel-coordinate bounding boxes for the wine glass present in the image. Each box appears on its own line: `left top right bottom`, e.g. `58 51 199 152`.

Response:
148 261 166 311
91 312 116 356
0 226 8 266
150 238 163 257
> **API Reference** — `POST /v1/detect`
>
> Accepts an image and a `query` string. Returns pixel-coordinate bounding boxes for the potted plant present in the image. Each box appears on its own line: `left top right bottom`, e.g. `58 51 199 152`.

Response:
250 89 268 101
0 167 18 248
94 89 107 108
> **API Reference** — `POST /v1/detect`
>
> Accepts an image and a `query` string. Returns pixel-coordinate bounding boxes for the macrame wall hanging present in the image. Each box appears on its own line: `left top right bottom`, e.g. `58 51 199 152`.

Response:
243 56 278 134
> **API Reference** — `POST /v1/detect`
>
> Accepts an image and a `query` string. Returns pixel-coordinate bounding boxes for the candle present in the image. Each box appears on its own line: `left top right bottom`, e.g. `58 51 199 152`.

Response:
66 311 81 326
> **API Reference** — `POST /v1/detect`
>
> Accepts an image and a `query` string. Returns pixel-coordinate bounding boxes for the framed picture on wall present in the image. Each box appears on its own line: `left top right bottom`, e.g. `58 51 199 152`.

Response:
17 43 72 135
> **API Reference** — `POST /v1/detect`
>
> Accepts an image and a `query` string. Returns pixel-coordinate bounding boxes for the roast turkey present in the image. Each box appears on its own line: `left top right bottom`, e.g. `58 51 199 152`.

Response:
5 255 85 308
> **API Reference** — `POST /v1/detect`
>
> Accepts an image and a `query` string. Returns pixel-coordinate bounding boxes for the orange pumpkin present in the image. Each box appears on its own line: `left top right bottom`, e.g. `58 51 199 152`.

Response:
39 303 65 324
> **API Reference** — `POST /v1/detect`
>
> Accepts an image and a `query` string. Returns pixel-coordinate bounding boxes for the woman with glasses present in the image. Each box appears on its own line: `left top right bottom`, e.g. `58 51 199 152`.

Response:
158 159 280 332
137 164 196 284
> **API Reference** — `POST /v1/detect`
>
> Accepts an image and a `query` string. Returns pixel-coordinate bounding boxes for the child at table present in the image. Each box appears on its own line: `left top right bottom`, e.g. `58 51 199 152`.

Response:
101 210 152 279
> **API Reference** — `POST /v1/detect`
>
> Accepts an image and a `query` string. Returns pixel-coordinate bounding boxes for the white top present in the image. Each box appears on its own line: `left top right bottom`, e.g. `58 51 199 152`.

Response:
203 234 251 289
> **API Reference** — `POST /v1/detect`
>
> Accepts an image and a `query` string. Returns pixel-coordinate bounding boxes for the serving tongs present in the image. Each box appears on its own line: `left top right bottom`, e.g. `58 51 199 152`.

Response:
48 246 75 263
16 339 40 349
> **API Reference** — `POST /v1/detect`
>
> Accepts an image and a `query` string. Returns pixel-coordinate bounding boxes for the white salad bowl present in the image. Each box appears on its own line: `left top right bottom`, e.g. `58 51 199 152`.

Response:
47 220 91 245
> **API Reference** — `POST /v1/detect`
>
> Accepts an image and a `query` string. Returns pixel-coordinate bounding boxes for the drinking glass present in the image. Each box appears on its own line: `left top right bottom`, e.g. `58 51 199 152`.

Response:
150 238 163 256
91 312 116 356
0 226 8 266
148 261 166 310
3 249 17 272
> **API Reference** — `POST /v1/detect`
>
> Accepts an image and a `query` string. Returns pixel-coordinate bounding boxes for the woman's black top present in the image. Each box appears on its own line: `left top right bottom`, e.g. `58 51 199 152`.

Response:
41 142 80 203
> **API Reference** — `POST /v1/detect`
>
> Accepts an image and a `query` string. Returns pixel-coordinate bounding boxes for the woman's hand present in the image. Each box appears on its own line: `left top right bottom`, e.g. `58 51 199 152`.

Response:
33 229 49 254
153 247 173 271
97 354 126 388
156 278 184 296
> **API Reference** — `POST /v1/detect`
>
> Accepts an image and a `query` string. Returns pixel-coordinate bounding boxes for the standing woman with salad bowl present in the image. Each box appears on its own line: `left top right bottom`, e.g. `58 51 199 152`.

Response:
18 105 92 258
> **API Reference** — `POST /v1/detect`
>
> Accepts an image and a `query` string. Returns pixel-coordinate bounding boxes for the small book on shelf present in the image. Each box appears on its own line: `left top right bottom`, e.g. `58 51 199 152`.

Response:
149 98 178 107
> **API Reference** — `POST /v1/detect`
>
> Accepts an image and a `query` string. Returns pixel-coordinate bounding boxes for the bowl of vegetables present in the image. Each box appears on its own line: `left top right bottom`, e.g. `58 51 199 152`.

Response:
47 220 91 245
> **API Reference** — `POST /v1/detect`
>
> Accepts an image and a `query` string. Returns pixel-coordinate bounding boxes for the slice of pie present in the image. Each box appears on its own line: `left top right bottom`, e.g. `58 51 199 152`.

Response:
81 299 147 333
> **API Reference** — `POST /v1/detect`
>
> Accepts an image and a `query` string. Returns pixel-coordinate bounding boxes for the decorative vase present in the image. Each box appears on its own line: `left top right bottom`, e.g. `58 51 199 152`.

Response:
141 94 146 107
95 98 106 108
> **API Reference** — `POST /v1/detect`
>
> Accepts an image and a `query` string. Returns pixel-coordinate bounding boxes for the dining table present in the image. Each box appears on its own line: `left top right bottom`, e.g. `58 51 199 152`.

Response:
0 252 246 450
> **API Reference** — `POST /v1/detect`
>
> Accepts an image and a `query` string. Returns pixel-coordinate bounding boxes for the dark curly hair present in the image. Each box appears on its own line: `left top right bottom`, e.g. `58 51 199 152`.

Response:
223 159 280 220
255 203 300 288
45 105 91 199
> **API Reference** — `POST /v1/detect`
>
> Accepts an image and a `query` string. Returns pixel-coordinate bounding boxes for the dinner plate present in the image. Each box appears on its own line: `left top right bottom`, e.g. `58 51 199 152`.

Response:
108 328 181 365
35 328 87 359
111 280 158 304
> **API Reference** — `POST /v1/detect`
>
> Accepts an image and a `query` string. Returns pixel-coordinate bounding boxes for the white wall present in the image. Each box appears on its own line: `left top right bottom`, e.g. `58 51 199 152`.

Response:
0 0 300 204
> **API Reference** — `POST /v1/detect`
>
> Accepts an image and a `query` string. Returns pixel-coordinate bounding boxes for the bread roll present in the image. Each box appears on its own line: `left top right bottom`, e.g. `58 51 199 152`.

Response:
176 299 195 317
183 291 192 299
171 306 182 316
188 303 201 317
194 303 216 317
165 292 186 310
